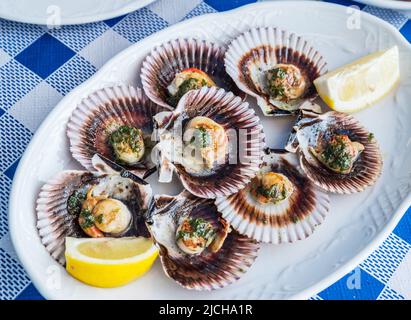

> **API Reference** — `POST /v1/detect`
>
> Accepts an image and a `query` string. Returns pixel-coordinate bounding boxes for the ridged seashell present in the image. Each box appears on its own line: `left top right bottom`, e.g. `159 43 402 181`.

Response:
67 85 165 178
215 149 330 243
141 38 243 110
146 191 260 290
153 86 265 199
287 111 383 194
36 171 152 265
225 27 327 116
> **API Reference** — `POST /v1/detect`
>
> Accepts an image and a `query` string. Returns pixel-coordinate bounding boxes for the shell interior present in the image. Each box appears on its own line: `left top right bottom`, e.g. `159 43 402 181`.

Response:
141 38 244 110
36 171 152 265
146 191 260 290
285 101 324 153
225 27 327 116
153 86 265 199
293 111 383 194
215 149 330 243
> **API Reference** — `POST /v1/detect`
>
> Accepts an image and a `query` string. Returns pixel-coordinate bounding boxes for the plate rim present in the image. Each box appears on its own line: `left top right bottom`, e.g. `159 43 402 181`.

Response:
8 0 411 300
0 0 156 25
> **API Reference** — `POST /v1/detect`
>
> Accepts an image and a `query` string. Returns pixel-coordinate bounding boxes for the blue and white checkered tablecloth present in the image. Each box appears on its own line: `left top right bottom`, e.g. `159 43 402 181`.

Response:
1 0 410 300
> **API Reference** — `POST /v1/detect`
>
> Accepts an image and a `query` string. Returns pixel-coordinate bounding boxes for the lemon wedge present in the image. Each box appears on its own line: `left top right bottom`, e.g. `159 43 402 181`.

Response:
65 237 158 288
314 46 400 113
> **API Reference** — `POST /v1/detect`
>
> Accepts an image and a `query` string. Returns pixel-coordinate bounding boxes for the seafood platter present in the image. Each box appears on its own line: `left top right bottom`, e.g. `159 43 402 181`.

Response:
9 2 411 299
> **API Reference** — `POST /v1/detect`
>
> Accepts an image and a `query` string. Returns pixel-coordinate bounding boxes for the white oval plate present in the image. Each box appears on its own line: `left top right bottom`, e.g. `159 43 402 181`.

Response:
355 0 411 11
0 0 156 25
9 1 411 300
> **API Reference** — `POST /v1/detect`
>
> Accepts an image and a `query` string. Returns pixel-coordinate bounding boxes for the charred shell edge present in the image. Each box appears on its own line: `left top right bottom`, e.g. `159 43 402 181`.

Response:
36 171 92 265
291 111 383 194
299 113 383 194
225 26 328 116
